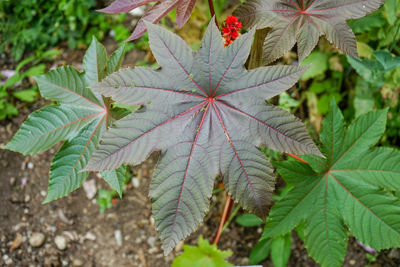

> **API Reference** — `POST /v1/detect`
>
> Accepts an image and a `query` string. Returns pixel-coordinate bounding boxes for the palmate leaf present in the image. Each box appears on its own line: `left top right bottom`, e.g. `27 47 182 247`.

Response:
5 38 128 202
263 100 400 267
98 0 197 41
84 20 321 254
234 0 385 64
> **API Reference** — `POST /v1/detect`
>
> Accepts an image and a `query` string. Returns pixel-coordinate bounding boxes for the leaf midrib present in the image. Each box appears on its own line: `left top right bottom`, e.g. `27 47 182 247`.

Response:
328 173 400 235
39 78 104 110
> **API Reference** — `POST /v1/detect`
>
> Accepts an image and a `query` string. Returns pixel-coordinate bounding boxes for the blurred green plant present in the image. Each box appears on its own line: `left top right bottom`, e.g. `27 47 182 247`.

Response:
301 51 345 116
0 0 124 60
349 0 400 53
0 48 61 119
172 236 232 267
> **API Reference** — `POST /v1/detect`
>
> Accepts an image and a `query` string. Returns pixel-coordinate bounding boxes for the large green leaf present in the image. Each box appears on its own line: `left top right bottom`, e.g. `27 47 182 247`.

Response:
263 100 400 267
5 37 126 202
4 105 102 155
45 118 105 203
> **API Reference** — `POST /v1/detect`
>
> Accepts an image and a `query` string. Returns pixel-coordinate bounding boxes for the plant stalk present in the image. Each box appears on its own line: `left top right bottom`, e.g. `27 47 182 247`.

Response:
247 28 269 69
208 0 218 27
286 153 309 164
213 194 233 244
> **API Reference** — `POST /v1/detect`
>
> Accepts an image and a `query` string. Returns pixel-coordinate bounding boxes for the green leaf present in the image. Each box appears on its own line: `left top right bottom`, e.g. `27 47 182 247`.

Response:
266 101 400 267
5 37 125 202
13 87 38 102
83 36 108 86
300 52 329 81
249 239 272 264
35 65 104 107
373 51 400 72
3 73 23 89
45 118 105 203
236 213 264 227
384 0 397 25
106 43 126 76
353 77 375 117
172 236 233 267
23 64 46 77
101 165 129 197
4 105 102 155
270 233 291 267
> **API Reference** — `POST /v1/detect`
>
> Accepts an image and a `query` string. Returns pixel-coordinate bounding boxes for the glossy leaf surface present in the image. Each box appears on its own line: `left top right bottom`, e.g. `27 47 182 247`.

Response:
234 0 384 63
85 21 321 254
263 101 400 267
5 38 127 202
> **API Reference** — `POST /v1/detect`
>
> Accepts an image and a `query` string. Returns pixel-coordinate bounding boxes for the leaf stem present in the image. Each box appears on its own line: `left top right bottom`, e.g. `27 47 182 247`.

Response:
213 194 233 244
286 153 309 164
208 0 218 27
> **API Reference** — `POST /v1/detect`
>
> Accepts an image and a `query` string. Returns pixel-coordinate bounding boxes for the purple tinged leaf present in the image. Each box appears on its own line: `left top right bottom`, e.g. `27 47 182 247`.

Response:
176 0 197 28
86 21 321 253
126 0 180 41
97 0 155 14
234 0 384 63
98 0 197 41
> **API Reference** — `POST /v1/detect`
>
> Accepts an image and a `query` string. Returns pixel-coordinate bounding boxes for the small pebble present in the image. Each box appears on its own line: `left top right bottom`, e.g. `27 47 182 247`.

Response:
29 232 45 247
82 179 97 199
27 162 34 169
40 190 46 197
132 177 140 188
349 259 356 265
9 177 16 187
147 236 156 248
114 230 122 246
24 194 31 203
84 232 96 241
72 259 84 267
55 235 67 250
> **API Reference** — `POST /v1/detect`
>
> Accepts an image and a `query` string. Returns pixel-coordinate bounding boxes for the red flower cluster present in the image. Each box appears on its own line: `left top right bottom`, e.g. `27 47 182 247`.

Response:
222 15 243 46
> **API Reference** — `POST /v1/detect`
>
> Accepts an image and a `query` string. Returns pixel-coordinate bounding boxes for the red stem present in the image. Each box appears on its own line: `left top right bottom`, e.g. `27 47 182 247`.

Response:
286 153 309 164
213 194 233 244
208 0 218 27
212 154 307 244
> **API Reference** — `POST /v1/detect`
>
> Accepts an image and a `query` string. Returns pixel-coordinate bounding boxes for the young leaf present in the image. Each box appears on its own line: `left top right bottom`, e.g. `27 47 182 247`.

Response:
236 213 264 227
171 236 233 267
263 100 400 267
85 21 321 254
270 233 291 267
234 0 385 64
101 165 129 197
249 239 272 264
5 37 126 202
98 0 198 41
